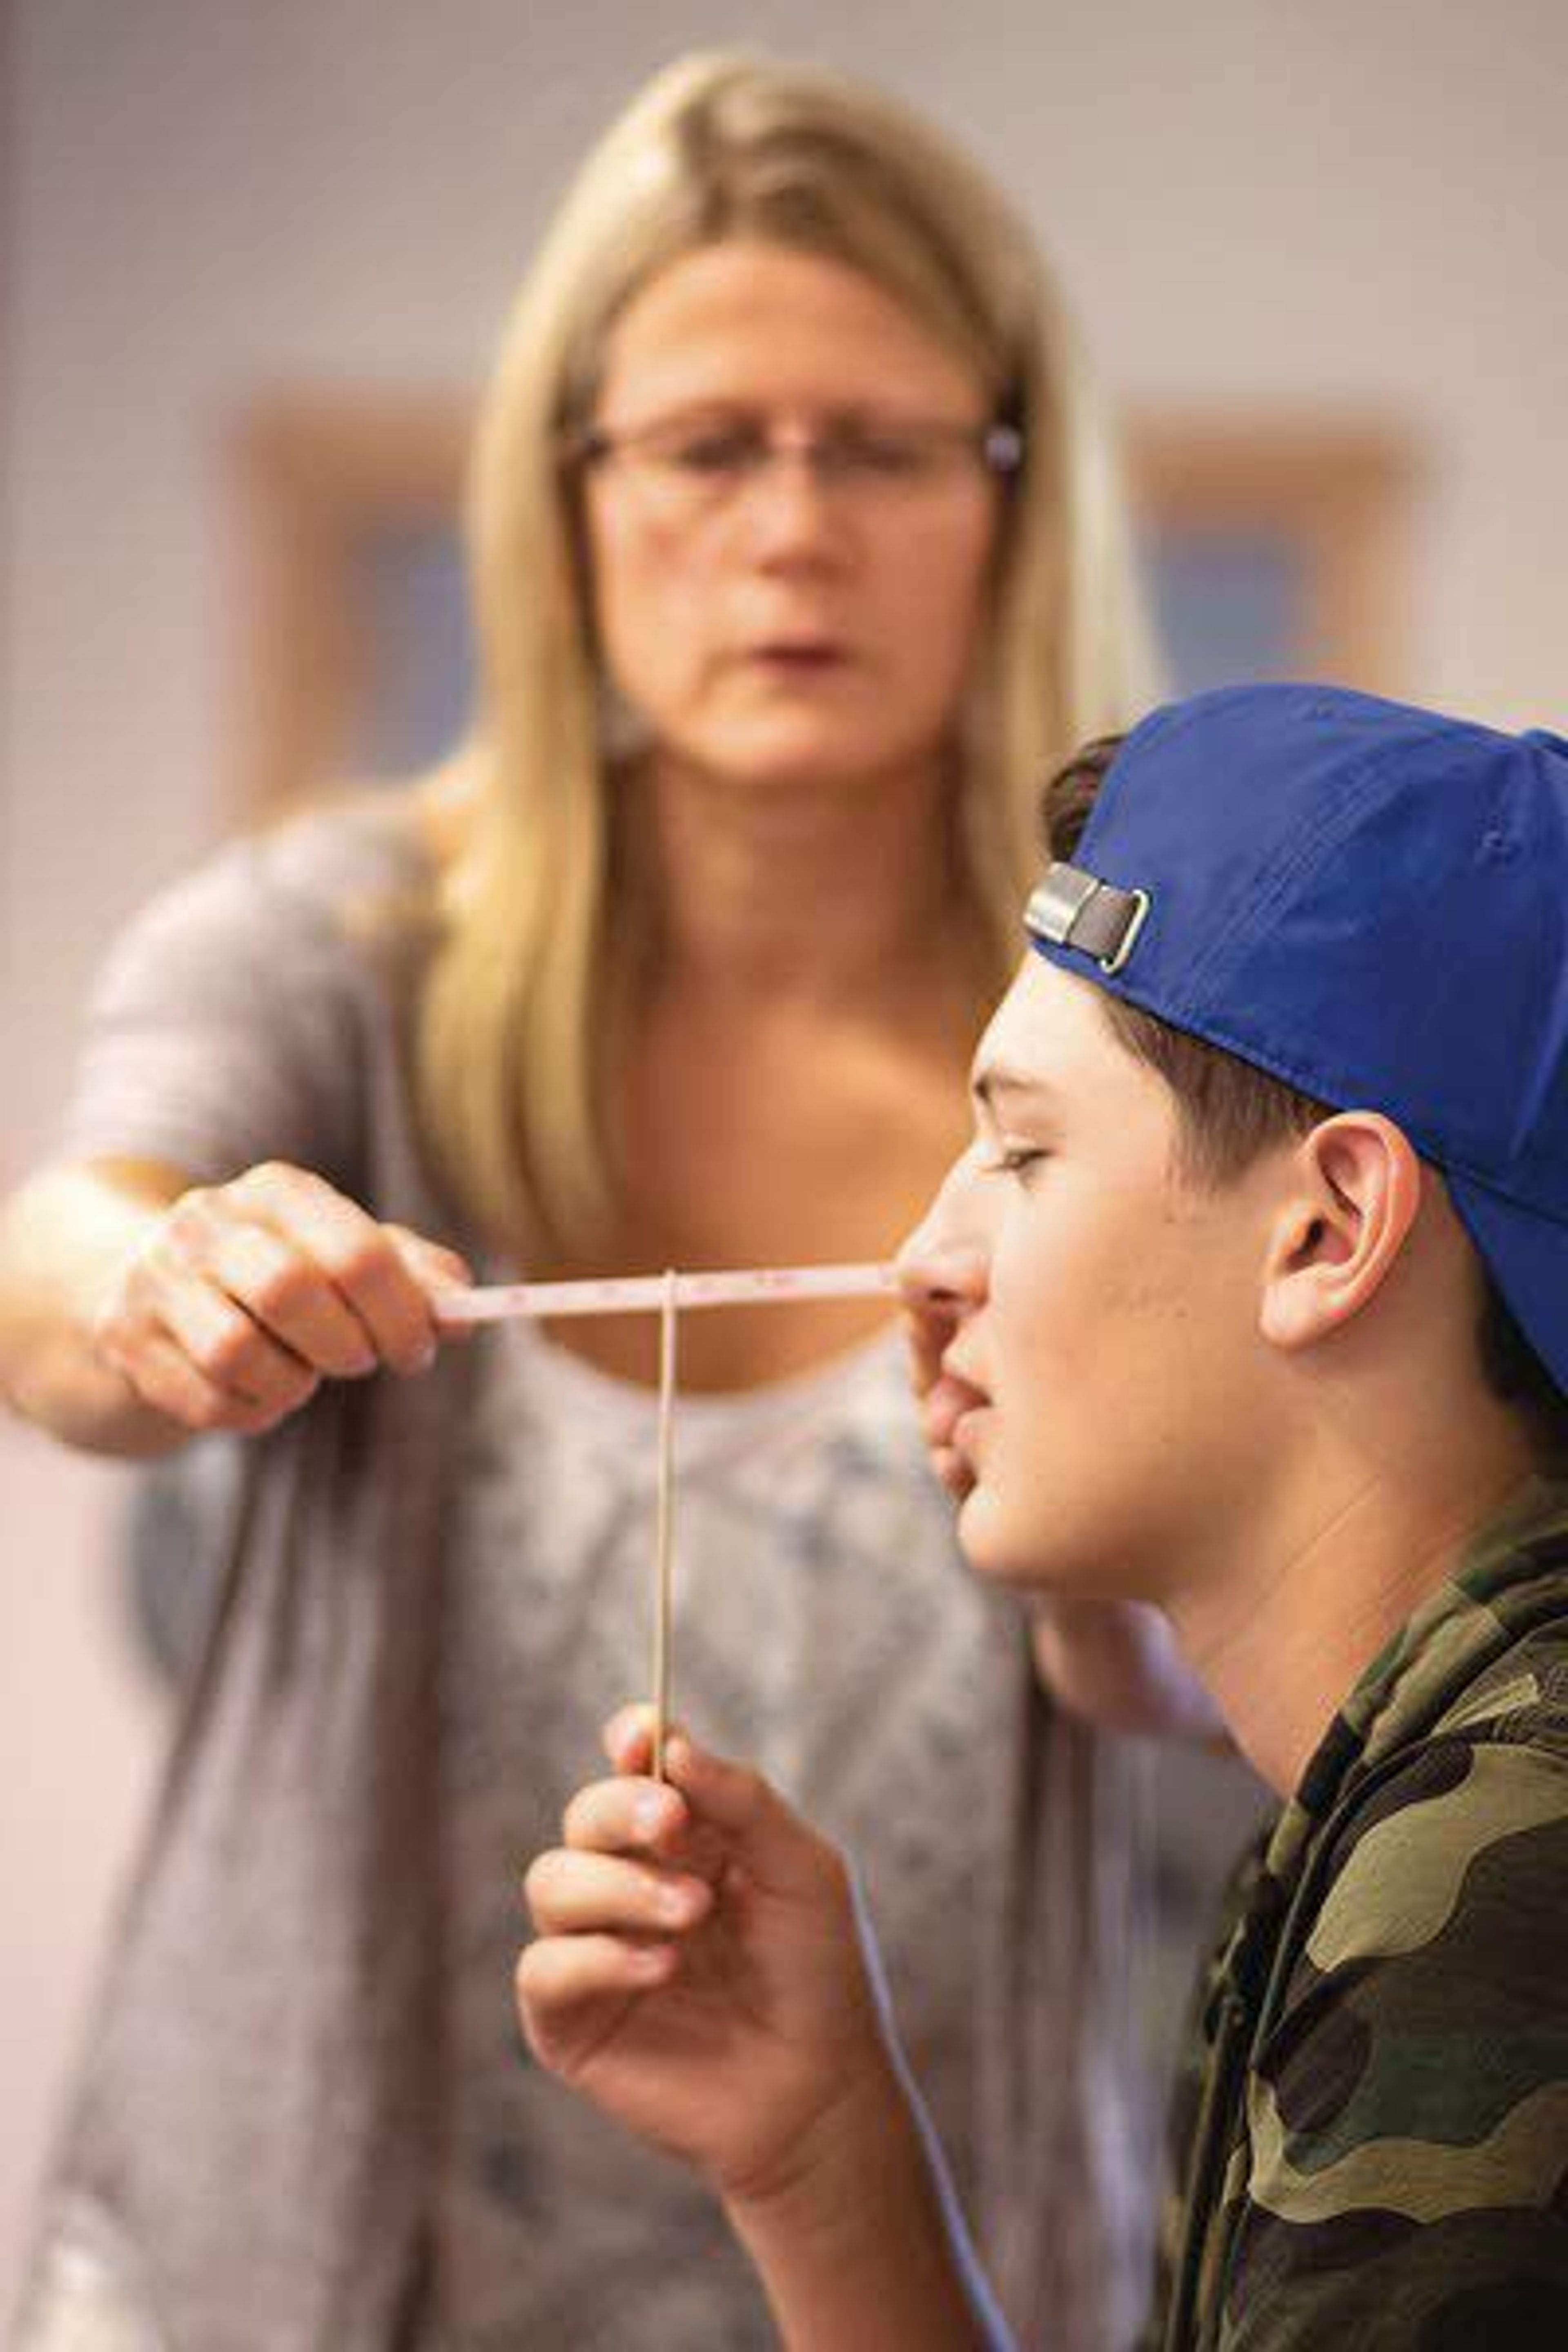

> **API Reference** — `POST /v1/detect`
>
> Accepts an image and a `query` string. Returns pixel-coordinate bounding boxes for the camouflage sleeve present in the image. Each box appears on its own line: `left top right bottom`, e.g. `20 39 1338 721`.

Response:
1221 1735 1568 2348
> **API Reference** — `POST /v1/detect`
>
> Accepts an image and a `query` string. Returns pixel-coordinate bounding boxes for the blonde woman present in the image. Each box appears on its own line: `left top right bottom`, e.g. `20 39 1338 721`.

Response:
1 51 1167 2352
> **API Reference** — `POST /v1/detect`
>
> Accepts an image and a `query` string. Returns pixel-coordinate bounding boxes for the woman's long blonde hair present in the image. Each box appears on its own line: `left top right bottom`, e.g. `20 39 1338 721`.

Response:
417 49 1159 1263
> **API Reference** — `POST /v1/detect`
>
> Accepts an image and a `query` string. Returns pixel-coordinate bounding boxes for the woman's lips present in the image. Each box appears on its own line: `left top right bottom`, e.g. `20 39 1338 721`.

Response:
744 641 851 672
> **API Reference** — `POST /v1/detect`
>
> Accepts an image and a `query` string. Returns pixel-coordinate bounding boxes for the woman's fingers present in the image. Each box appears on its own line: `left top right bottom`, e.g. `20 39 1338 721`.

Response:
190 1217 381 1379
221 1166 439 1374
137 1240 341 1399
104 1324 315 1434
94 1163 476 1432
385 1223 474 1297
98 1267 320 1428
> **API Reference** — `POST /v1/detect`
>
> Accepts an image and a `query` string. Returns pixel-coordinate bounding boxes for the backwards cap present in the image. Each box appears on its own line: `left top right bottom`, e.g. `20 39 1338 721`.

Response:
1025 682 1568 1394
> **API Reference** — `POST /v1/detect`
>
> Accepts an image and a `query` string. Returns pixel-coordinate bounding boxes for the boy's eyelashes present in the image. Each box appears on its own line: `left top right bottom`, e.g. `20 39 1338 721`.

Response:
979 1143 1049 1179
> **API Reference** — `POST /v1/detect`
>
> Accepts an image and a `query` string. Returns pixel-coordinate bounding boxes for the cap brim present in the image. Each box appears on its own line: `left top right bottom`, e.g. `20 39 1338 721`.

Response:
1446 1170 1568 1401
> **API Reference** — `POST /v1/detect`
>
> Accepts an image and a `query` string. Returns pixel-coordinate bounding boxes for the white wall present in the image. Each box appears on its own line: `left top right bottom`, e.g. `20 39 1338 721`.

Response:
4 0 1566 2314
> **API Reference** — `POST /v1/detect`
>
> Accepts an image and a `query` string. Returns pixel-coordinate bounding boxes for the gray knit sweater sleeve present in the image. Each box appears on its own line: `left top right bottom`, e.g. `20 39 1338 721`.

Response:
58 794 432 1197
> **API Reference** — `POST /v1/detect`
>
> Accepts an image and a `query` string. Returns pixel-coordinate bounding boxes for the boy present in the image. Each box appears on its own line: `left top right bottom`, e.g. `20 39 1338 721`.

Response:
517 684 1568 2348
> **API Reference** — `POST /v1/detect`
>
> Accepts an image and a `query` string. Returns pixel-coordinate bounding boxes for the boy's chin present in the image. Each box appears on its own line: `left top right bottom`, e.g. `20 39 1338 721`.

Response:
958 1490 1133 1602
956 1491 1069 1595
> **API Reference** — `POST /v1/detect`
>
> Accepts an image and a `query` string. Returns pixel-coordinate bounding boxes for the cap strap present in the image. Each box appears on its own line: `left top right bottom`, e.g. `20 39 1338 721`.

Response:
1025 861 1150 976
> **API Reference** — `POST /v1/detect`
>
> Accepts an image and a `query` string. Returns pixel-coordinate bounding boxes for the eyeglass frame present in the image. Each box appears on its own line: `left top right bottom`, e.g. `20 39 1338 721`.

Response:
561 407 1026 510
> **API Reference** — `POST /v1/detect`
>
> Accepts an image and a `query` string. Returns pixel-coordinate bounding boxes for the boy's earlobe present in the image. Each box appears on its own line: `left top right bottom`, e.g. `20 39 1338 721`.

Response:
1258 1115 1423 1353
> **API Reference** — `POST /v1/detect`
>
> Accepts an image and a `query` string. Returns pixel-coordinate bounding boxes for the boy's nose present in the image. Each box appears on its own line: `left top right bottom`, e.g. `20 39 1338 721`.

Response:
894 1218 989 1315
895 1243 988 1316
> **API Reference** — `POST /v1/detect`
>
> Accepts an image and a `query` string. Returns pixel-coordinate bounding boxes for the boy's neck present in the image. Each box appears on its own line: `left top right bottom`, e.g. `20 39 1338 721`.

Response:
1169 1431 1545 1796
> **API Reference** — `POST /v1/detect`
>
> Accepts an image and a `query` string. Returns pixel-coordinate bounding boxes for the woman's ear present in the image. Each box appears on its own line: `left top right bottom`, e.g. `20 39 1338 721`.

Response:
1258 1113 1425 1353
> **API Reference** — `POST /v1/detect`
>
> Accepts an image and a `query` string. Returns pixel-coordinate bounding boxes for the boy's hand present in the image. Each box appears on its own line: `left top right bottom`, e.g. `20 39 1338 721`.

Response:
517 1707 894 2210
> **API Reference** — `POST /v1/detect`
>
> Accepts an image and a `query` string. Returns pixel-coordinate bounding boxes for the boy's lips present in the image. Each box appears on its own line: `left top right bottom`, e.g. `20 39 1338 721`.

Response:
935 1358 992 1456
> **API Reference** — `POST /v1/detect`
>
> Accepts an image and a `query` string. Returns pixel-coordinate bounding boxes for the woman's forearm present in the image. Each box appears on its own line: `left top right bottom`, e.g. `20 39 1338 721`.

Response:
0 1160 191 1456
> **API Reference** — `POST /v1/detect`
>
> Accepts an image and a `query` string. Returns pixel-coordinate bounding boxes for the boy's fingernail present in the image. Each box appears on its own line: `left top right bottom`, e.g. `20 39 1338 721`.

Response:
633 1791 670 1837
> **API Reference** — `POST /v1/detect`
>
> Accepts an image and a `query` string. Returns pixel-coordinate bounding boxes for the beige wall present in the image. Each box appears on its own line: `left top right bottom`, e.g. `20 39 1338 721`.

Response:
3 0 1565 2315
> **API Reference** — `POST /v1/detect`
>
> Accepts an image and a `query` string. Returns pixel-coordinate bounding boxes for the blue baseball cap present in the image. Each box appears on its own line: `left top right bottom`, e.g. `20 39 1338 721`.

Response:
1024 683 1568 1395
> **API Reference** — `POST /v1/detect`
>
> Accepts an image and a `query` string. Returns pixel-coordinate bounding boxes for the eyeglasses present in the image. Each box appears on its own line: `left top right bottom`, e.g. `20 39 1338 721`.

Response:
567 409 1024 521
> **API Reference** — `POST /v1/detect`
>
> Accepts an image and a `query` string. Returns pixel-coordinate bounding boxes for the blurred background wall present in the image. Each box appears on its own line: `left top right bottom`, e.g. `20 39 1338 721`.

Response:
2 0 1565 2316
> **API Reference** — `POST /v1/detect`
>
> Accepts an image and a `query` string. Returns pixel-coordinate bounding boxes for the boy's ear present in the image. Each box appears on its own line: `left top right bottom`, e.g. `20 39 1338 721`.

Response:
1258 1113 1425 1353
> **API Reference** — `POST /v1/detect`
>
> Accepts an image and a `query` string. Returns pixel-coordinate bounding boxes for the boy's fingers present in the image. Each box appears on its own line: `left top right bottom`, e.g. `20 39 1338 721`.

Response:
603 1702 662 1773
663 1737 843 1902
563 1774 686 1855
593 1709 844 1901
515 1932 676 2038
524 1848 712 1939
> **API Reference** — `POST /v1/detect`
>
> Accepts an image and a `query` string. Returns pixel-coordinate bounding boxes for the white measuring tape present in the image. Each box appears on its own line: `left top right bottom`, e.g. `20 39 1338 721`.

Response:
434 1259 898 1325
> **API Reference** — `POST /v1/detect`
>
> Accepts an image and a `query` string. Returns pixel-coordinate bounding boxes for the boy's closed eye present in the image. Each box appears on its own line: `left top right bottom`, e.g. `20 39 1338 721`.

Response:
979 1143 1049 1179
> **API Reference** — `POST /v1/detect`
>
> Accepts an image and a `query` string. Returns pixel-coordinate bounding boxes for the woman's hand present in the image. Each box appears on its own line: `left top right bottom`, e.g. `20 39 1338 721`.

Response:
91 1160 472 1437
518 1706 895 2209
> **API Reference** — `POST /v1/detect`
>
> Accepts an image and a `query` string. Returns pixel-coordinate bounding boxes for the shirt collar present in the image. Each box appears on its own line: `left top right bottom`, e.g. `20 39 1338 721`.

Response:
1261 1474 1568 1897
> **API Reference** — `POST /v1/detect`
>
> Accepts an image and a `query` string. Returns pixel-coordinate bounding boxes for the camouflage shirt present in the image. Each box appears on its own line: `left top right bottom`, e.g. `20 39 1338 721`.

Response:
1140 1483 1568 2350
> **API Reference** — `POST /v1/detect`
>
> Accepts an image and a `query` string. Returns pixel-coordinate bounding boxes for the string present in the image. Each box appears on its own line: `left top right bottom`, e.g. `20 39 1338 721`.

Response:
650 1268 678 1783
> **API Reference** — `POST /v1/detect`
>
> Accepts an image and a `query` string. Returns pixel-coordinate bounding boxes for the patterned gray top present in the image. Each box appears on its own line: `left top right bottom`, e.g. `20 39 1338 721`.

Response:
431 1315 1023 2347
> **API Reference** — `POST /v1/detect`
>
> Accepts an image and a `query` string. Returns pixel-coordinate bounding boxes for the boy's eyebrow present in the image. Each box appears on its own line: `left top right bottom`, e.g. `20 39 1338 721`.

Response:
970 1065 1058 1115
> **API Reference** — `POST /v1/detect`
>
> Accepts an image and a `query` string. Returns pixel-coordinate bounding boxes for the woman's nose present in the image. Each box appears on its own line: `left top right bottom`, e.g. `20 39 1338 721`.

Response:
736 448 851 559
